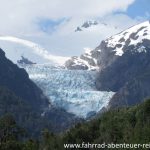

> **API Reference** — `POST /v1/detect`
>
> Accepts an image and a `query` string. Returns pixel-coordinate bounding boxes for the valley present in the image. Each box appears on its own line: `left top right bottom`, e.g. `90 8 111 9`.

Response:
0 1 150 149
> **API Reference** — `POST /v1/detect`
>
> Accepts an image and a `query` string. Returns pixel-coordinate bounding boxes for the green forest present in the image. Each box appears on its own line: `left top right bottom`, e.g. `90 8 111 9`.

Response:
0 94 150 150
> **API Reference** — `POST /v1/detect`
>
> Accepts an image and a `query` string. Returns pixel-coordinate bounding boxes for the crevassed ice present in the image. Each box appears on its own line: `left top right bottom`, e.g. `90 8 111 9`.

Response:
24 64 115 118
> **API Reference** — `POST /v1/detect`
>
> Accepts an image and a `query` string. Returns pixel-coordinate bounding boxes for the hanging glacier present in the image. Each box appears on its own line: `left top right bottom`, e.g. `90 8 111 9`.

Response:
23 64 115 118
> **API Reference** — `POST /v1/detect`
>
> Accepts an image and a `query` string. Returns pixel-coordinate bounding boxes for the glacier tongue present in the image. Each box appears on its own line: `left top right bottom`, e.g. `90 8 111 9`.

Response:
24 64 115 118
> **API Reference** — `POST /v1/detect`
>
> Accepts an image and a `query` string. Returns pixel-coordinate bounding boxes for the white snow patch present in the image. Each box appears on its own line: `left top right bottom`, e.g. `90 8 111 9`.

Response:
84 47 92 55
72 57 98 70
97 49 102 52
113 47 124 56
106 21 150 56
136 46 147 53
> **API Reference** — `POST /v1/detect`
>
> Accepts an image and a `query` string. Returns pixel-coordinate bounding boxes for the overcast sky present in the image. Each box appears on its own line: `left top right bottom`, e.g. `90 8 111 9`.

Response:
0 0 149 57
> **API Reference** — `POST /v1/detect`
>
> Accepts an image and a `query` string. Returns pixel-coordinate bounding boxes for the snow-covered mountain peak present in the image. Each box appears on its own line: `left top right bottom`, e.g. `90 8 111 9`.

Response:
105 21 150 56
65 21 150 70
75 20 98 32
0 36 69 66
75 20 117 32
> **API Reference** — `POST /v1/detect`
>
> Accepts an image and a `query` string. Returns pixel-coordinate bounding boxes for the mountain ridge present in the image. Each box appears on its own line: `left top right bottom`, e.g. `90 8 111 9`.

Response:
0 48 81 135
65 21 150 71
95 20 150 108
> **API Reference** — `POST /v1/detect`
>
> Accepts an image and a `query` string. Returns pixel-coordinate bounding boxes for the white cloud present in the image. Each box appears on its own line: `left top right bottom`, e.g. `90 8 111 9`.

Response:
0 36 69 64
33 13 138 56
0 0 135 35
0 0 139 58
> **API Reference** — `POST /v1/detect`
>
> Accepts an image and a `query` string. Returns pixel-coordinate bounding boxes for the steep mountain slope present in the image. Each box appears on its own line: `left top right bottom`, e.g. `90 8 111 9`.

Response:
94 21 150 107
0 86 80 136
0 48 49 111
0 86 52 137
0 48 81 135
109 72 150 108
66 21 150 71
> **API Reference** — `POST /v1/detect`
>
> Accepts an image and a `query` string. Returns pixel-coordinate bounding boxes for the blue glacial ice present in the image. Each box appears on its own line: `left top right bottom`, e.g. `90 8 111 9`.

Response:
24 64 115 118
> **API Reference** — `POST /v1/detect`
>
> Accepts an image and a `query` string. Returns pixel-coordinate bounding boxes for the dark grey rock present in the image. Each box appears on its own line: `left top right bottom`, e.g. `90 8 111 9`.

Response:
96 39 150 108
80 54 96 66
17 56 36 65
75 27 82 32
109 73 150 108
82 21 91 28
65 57 88 70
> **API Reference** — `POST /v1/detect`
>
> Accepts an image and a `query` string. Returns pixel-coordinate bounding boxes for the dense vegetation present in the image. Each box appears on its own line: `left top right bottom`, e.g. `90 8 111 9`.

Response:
0 48 49 111
0 48 81 135
0 98 149 149
0 86 80 138
60 99 150 149
0 86 53 137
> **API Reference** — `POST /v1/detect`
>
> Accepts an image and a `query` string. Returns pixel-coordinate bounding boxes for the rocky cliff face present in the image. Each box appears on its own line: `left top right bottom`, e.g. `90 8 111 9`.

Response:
95 21 150 108
0 48 49 111
65 49 100 70
109 72 150 108
0 48 81 135
66 21 150 71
